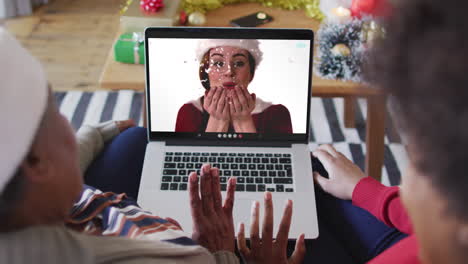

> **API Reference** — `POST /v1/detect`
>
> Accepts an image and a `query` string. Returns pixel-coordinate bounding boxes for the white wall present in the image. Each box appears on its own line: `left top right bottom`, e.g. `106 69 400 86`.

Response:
147 38 312 134
0 0 7 19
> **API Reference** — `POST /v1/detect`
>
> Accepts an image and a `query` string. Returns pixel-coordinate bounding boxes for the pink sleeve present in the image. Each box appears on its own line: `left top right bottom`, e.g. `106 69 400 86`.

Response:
175 104 203 133
352 177 413 234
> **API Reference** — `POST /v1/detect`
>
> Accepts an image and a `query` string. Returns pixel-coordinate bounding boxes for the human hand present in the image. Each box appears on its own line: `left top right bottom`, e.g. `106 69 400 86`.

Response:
229 85 256 122
189 164 237 253
115 119 136 132
237 192 306 264
204 86 230 122
313 144 366 200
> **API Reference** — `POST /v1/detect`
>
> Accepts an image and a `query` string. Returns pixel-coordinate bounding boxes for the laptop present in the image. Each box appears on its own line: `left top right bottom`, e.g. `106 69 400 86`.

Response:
138 27 318 239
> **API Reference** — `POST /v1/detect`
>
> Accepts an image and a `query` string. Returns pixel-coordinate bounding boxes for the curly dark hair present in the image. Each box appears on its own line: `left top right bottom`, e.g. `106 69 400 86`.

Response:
367 0 468 219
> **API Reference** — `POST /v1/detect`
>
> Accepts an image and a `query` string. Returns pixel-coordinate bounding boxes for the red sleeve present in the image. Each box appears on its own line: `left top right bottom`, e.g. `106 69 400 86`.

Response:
264 105 293 133
368 235 420 264
352 177 413 234
175 104 203 132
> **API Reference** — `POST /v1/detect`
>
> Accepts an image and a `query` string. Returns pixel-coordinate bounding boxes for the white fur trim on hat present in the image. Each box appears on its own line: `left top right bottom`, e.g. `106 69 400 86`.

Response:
195 39 263 69
0 28 48 194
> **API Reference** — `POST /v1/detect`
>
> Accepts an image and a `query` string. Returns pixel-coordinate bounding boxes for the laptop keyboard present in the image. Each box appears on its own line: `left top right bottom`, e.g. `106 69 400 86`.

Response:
160 152 294 192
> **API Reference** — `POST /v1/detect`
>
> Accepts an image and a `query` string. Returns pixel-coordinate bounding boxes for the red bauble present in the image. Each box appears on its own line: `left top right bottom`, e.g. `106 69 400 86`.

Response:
351 0 392 18
140 0 164 13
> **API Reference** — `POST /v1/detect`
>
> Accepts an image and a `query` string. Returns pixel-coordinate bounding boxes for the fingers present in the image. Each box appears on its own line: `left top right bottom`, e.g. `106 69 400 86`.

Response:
239 85 254 110
262 192 274 254
312 149 334 170
317 144 340 157
204 87 216 108
200 164 216 217
231 89 242 113
223 177 236 216
313 171 330 191
276 199 293 250
289 233 306 264
216 89 227 111
189 172 202 219
235 86 248 110
237 223 250 257
211 168 223 214
211 86 223 107
250 201 261 253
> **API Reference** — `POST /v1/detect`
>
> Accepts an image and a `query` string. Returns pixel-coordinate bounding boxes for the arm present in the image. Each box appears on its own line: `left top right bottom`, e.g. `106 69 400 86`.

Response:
76 120 120 173
352 177 413 234
76 120 135 173
313 144 413 235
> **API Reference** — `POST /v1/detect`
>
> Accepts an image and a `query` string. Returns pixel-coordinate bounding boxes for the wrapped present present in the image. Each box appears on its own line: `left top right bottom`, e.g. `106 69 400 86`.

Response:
114 32 145 64
120 0 182 33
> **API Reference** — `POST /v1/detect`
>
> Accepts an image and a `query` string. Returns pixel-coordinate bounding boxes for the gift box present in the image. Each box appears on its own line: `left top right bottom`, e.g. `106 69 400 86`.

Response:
120 0 182 33
114 32 145 64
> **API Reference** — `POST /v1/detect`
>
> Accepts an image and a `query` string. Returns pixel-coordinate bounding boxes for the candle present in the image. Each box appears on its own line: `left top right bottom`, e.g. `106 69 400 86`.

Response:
330 6 352 22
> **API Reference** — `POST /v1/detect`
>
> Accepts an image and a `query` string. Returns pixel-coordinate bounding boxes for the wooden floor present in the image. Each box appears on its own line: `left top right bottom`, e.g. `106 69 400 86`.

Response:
3 0 122 91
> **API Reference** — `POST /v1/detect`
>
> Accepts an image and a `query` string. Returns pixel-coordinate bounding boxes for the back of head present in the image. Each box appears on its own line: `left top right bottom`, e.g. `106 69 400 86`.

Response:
367 0 468 219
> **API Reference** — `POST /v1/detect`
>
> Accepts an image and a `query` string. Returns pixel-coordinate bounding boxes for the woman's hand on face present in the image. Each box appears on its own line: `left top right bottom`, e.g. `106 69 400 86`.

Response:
237 192 306 264
313 144 366 200
204 86 230 121
229 85 256 122
189 164 237 253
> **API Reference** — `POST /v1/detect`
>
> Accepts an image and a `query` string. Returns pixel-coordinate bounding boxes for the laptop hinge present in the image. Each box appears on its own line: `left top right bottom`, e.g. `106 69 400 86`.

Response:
165 139 293 148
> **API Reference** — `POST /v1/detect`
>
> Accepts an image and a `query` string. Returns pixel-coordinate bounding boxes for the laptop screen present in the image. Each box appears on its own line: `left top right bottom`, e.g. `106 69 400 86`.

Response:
145 28 313 143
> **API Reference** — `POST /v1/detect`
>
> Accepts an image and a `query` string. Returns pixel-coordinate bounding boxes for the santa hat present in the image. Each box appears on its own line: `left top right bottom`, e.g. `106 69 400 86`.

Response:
195 39 263 69
0 27 48 194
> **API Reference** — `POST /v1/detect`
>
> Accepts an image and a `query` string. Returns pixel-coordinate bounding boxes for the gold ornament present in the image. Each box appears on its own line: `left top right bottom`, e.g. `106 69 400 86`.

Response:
188 11 207 26
331 43 351 57
361 20 386 46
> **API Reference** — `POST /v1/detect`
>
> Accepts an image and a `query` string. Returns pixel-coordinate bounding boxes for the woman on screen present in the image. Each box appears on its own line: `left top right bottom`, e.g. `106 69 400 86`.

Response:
175 39 293 134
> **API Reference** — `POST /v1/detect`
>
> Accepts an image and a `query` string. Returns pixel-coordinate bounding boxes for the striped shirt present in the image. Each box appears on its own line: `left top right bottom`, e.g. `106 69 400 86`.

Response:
66 185 195 246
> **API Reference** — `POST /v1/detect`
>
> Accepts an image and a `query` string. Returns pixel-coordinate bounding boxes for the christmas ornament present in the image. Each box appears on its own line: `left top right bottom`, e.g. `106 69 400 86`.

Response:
350 0 392 18
331 43 351 57
315 20 365 82
188 11 206 26
177 11 188 25
361 20 385 46
140 0 164 13
182 0 325 21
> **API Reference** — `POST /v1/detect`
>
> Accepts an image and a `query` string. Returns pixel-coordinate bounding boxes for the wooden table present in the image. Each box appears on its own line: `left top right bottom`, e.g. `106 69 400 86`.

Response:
99 3 386 181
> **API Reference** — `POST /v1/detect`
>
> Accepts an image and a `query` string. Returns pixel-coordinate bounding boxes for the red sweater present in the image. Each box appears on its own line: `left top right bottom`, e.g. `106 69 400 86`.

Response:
352 177 420 264
175 103 293 133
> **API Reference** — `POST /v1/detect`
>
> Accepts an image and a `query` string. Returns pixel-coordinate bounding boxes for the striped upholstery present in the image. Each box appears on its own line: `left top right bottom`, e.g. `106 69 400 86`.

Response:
54 91 408 187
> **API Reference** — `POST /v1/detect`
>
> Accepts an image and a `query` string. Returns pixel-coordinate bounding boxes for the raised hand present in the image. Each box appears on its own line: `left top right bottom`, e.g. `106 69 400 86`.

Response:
189 164 237 253
204 86 230 132
237 192 306 264
229 85 257 133
313 144 366 200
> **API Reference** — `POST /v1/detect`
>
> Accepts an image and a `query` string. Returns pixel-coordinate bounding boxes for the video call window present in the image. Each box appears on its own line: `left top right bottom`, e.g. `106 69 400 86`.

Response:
147 38 311 135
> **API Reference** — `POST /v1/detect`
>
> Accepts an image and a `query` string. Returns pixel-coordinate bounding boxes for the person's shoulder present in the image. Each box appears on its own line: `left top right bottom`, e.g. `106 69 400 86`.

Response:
179 99 203 113
264 104 290 115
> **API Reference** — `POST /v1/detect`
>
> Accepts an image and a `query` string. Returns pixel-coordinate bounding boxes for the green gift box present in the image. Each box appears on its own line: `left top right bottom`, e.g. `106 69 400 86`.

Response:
114 32 145 64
